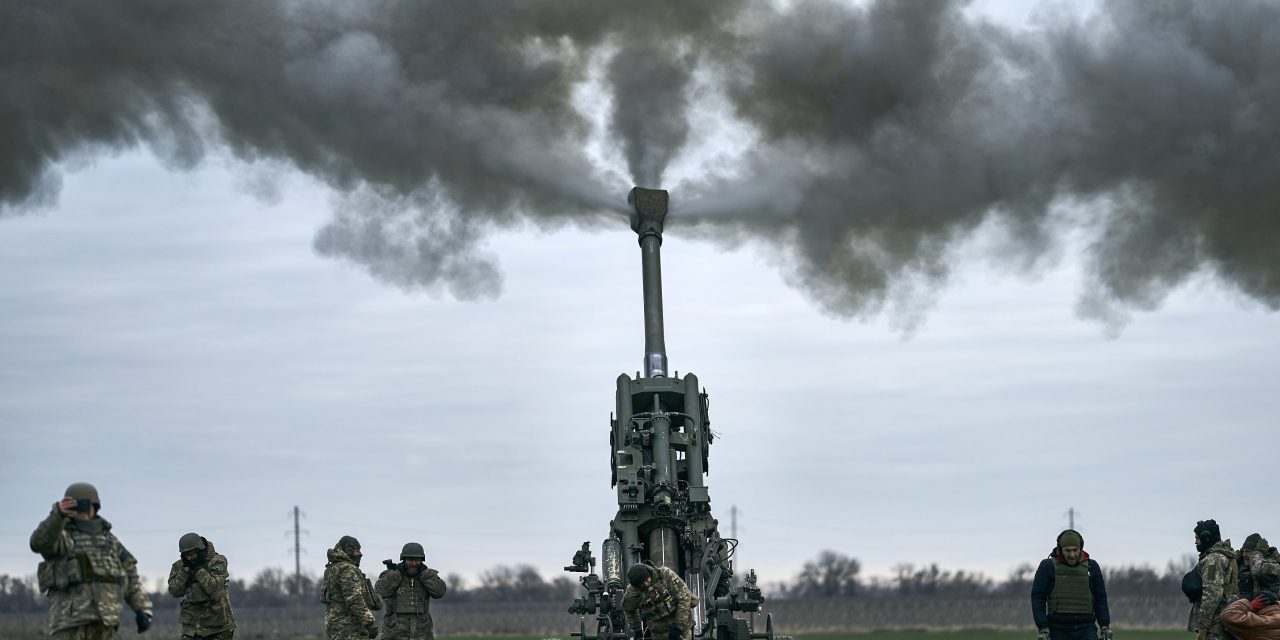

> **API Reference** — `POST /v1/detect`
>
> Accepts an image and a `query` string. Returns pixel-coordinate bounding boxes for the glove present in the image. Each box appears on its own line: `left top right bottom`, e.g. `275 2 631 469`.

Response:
1256 590 1279 609
1036 629 1049 640
365 623 379 639
1100 626 1113 640
668 627 683 640
135 611 152 634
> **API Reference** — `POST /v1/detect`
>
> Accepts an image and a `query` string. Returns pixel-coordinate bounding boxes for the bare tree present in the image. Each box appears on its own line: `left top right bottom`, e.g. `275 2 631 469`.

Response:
787 550 862 598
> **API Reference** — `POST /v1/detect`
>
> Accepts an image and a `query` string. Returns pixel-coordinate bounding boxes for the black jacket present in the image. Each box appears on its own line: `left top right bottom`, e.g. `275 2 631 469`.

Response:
1030 555 1111 630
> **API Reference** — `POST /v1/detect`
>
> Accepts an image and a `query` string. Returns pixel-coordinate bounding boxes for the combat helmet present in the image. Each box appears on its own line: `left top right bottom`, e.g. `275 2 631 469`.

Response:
65 482 100 509
400 542 426 561
179 532 206 553
337 535 361 555
627 563 654 588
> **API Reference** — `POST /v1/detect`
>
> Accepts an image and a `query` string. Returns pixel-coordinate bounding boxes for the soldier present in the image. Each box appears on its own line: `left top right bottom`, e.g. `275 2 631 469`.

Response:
1189 519 1240 640
323 535 383 640
1243 534 1280 598
167 532 236 639
622 563 694 640
1219 591 1280 640
1029 529 1113 640
374 542 447 640
29 482 153 639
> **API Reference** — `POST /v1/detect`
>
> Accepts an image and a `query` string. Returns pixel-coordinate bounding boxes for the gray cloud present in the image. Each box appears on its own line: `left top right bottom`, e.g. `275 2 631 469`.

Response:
2 0 1277 323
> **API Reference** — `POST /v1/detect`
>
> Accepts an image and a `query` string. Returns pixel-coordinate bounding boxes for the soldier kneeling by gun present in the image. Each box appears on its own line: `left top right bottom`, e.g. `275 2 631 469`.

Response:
623 563 695 640
375 543 447 640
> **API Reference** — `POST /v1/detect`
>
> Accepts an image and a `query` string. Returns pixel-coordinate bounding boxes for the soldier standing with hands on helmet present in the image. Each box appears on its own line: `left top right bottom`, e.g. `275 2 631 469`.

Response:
323 535 384 640
374 542 447 640
29 482 154 639
622 563 695 640
1242 534 1280 599
168 532 236 639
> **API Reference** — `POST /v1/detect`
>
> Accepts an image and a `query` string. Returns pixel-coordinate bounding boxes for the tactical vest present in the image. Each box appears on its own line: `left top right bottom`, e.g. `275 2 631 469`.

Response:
1239 558 1255 601
1047 557 1093 615
37 524 127 593
391 572 429 615
638 582 678 622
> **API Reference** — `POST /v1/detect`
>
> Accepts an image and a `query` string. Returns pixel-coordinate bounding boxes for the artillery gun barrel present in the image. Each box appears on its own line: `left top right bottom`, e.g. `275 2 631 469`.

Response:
628 187 670 378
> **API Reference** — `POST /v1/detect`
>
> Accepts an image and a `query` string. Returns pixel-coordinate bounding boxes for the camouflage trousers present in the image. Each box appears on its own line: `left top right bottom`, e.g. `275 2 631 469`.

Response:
184 631 235 640
326 620 373 640
382 613 436 640
51 623 116 640
1197 627 1241 640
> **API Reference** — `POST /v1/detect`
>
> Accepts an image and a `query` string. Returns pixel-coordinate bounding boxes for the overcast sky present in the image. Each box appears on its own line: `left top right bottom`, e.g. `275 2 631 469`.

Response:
2 0 1278 598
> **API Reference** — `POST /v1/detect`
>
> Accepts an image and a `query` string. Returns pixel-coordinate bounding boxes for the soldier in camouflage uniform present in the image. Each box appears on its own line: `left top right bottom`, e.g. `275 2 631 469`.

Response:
323 536 383 640
1243 534 1280 598
29 482 153 639
373 542 447 640
167 532 236 639
622 563 694 640
1188 519 1239 640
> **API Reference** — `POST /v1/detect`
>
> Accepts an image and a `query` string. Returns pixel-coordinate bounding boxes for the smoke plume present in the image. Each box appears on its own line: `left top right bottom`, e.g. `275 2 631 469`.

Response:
2 0 1277 324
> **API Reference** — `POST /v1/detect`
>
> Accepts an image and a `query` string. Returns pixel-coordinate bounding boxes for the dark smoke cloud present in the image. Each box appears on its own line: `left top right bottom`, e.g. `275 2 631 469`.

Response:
2 0 1278 325
677 0 1280 327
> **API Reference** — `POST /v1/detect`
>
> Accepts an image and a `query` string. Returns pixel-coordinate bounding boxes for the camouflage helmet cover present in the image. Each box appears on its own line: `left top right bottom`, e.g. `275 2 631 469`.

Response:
400 542 426 560
64 482 100 506
627 563 654 588
179 532 207 553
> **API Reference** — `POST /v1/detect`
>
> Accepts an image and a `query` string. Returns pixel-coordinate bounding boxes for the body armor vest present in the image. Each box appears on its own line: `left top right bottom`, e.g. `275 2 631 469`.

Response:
37 525 126 592
1239 558 1255 601
638 582 677 621
1047 557 1093 615
393 572 428 614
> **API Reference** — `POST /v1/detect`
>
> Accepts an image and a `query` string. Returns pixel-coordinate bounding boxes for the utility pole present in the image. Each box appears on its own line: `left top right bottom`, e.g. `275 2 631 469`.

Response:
294 506 302 596
1068 507 1075 530
288 506 307 601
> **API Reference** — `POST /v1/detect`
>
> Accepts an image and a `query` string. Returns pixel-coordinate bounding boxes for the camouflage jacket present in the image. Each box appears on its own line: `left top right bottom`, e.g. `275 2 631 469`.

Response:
1190 539 1238 633
167 539 236 636
622 565 694 637
323 547 383 639
374 564 447 639
1251 546 1280 595
29 504 152 634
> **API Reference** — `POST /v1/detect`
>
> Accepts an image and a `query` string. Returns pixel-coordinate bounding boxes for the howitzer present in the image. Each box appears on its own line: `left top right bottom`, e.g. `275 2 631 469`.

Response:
566 188 789 640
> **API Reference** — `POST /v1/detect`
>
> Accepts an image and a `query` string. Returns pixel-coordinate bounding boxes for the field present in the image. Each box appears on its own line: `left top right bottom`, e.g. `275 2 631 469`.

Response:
446 634 1188 640
281 634 1190 640
0 596 1192 638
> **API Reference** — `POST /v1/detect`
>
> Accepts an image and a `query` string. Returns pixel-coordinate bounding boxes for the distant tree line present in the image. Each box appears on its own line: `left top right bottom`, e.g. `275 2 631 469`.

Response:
776 550 1200 599
0 551 1200 612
